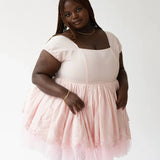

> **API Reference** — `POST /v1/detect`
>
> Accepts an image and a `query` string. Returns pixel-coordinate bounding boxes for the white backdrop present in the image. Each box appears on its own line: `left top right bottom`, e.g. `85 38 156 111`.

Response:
0 0 160 159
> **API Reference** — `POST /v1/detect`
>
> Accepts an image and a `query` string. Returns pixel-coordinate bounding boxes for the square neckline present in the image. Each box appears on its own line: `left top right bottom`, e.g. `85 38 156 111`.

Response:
57 31 111 51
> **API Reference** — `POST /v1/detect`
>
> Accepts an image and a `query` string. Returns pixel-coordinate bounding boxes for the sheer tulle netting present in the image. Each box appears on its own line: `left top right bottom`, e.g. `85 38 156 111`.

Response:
22 77 131 160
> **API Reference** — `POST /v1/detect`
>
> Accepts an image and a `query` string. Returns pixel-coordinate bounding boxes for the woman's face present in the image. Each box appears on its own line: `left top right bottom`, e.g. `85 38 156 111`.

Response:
63 0 90 30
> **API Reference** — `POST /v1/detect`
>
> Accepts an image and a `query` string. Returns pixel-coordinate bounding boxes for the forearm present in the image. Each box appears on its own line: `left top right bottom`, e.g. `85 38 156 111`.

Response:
32 73 68 99
117 68 129 90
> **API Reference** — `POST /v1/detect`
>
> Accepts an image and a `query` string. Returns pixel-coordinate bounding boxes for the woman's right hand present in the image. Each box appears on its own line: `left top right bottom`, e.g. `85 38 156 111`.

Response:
64 91 85 114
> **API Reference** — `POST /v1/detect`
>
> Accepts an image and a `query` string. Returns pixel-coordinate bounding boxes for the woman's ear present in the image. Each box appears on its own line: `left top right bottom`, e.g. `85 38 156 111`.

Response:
64 23 67 29
63 23 69 31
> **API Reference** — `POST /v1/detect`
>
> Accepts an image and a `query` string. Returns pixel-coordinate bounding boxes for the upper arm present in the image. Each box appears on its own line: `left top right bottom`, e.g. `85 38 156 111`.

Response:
32 49 61 78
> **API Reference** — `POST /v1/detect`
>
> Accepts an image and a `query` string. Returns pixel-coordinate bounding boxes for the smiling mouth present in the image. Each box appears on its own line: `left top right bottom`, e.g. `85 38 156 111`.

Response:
73 20 82 25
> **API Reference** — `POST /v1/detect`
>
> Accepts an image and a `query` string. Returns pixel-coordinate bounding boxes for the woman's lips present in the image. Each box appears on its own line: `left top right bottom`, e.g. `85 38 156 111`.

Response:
73 20 82 25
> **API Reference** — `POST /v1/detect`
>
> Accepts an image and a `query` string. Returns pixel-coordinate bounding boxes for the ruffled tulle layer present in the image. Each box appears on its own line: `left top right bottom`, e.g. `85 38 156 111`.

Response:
22 78 131 160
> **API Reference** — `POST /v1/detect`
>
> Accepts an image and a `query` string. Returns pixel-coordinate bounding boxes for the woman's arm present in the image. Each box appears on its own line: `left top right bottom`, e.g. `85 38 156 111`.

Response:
32 49 68 99
116 51 129 110
32 49 85 114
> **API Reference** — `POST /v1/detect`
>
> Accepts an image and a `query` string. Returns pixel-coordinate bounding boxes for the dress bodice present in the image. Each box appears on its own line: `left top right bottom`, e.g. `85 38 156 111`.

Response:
42 31 122 83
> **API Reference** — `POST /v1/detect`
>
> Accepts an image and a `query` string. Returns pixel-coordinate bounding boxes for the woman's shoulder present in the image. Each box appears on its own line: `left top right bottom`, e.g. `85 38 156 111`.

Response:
105 30 121 42
44 31 77 51
54 30 72 40
94 29 119 41
47 33 68 43
104 30 122 54
46 31 71 45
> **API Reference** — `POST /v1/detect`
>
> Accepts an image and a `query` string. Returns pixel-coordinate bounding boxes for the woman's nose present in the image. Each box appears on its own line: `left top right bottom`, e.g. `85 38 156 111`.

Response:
72 12 79 19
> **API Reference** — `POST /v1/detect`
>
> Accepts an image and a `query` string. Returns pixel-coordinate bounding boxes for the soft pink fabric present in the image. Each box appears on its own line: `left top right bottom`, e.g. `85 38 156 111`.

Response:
22 31 131 160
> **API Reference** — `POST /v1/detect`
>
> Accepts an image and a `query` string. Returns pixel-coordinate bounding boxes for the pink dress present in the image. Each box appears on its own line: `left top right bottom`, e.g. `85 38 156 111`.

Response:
22 31 131 160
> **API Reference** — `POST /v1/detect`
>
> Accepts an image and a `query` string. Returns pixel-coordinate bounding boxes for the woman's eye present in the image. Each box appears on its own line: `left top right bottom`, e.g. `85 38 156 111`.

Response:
65 13 70 17
64 8 82 17
76 8 82 12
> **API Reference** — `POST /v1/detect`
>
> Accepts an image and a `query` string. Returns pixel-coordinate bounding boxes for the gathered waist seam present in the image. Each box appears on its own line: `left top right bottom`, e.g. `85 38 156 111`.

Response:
54 77 118 85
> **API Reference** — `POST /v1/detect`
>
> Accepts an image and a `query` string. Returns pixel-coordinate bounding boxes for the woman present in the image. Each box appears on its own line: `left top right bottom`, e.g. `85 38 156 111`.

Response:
22 0 131 159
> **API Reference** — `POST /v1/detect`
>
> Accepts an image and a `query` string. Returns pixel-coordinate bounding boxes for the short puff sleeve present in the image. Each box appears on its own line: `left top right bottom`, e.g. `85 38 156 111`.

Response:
42 36 68 62
107 31 122 55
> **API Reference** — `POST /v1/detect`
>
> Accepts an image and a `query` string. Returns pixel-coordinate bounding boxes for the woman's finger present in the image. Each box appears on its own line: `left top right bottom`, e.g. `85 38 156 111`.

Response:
73 105 79 112
70 106 76 114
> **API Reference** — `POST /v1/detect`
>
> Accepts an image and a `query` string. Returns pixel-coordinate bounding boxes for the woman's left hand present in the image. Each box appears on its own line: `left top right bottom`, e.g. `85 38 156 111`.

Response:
116 87 128 110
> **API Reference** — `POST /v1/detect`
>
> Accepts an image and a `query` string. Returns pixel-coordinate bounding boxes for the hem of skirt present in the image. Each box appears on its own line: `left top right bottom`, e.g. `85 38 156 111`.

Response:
21 127 132 160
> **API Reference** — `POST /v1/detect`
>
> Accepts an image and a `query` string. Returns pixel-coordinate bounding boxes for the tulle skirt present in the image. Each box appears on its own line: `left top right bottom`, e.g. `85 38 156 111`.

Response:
21 77 131 160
